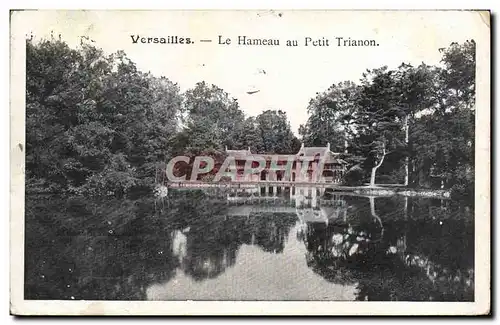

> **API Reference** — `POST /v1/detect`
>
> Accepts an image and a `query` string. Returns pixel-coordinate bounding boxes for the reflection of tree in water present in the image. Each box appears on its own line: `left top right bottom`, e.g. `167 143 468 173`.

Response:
25 196 180 300
298 216 385 286
300 197 474 301
169 194 298 281
26 191 299 298
246 213 297 254
26 191 474 301
172 212 298 281
174 222 240 281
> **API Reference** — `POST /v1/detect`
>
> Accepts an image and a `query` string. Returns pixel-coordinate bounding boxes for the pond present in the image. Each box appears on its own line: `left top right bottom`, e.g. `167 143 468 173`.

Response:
24 189 474 301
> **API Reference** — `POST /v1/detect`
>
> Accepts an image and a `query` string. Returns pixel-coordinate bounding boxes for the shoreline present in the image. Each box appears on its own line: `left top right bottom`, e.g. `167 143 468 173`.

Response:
166 182 452 200
25 183 452 200
344 187 451 199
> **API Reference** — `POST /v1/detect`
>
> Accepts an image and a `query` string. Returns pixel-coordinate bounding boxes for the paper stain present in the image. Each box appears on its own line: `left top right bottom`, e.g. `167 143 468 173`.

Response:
257 10 283 18
477 11 490 29
82 302 106 315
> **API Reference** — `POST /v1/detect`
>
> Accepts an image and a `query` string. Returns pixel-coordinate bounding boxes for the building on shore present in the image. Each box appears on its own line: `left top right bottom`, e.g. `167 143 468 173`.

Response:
225 143 348 184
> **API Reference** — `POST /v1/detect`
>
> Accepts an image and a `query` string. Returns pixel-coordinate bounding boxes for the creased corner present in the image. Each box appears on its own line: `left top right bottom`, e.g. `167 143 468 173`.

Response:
477 11 490 29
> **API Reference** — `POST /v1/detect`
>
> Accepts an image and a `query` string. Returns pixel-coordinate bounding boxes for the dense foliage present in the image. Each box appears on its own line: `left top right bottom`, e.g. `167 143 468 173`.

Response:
300 40 475 198
26 39 184 196
26 38 299 196
26 37 475 198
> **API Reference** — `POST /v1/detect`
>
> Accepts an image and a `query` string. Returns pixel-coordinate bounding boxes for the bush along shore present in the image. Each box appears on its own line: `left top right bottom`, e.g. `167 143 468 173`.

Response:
350 187 451 199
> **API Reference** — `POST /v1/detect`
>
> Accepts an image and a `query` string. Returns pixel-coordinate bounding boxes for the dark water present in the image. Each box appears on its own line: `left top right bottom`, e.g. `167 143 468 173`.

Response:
25 190 474 301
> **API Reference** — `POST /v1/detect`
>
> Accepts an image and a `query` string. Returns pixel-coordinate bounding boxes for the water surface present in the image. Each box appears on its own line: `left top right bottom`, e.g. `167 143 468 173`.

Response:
25 190 474 301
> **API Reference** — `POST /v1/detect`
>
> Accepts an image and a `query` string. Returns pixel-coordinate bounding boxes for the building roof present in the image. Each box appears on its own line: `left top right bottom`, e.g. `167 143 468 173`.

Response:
225 147 253 159
299 147 329 157
297 143 347 165
225 143 348 165
251 154 297 161
297 142 330 156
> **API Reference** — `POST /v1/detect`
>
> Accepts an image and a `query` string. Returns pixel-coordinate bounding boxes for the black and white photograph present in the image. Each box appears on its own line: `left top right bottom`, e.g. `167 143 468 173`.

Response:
9 10 490 315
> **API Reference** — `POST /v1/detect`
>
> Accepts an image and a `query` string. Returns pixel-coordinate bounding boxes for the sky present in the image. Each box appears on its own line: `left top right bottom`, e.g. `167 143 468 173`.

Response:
14 10 487 134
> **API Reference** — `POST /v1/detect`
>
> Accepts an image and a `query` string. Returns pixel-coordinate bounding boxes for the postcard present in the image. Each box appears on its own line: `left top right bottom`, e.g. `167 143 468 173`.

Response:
10 9 490 315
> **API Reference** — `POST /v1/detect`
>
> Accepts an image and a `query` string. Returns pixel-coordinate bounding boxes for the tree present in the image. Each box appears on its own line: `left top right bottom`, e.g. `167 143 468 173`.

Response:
181 81 245 156
255 110 300 154
410 41 475 196
392 62 440 186
27 35 475 197
353 67 406 187
300 81 360 152
232 117 264 152
26 37 184 196
439 40 476 111
302 40 475 190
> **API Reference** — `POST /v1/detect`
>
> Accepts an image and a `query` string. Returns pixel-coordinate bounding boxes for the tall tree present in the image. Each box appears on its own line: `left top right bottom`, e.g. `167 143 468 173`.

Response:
26 37 184 196
255 110 300 154
182 81 245 155
300 81 360 152
354 67 406 187
232 117 264 152
410 40 475 196
393 62 439 186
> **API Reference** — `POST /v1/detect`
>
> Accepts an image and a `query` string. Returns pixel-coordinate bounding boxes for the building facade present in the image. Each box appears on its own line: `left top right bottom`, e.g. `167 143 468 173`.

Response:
225 143 348 184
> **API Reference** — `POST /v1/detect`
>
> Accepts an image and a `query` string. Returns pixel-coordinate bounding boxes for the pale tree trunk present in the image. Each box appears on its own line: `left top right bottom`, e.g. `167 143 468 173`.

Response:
344 129 348 154
369 145 386 187
404 115 409 186
402 196 408 251
369 196 384 239
369 196 378 219
404 196 408 219
402 197 408 252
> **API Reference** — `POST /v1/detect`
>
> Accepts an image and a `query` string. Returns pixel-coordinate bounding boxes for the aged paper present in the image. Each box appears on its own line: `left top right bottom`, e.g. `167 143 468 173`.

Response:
10 10 490 315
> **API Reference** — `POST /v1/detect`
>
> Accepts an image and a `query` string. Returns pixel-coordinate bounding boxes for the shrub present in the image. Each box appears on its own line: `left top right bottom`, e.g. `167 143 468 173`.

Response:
450 181 474 200
343 165 365 186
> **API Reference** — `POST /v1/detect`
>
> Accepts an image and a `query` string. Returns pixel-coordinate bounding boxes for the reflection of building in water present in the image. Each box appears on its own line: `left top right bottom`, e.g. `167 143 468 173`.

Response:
226 188 350 256
294 189 347 223
226 191 348 239
170 190 350 283
225 190 350 257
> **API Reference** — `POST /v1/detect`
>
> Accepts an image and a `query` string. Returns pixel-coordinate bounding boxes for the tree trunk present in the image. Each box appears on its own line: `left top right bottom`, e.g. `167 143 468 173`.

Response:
370 196 377 218
344 129 348 154
369 146 386 187
369 197 384 239
404 115 409 186
404 196 408 220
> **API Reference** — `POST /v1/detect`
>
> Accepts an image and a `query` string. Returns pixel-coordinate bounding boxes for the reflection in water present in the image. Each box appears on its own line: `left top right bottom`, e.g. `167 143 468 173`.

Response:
301 195 474 301
25 190 474 301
